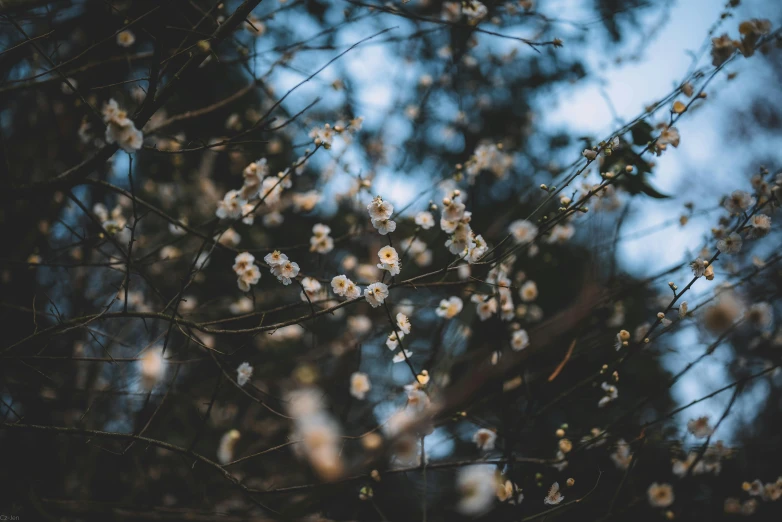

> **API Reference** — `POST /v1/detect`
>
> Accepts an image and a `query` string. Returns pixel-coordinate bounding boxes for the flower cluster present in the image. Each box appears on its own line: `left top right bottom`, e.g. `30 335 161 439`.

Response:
465 143 513 182
376 246 401 276
442 1 488 26
367 195 396 235
300 277 325 302
233 252 261 292
331 275 361 299
310 223 334 254
216 156 306 225
102 99 143 152
287 389 343 481
439 192 488 263
93 202 127 235
264 250 299 285
236 362 253 386
309 118 363 149
711 19 772 66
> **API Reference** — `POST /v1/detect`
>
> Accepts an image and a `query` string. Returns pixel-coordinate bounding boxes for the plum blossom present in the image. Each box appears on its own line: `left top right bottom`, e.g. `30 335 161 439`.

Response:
364 282 389 308
236 362 253 386
436 296 463 318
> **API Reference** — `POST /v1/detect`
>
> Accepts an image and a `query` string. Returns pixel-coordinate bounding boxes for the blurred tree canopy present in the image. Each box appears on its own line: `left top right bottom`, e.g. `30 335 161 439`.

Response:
1 0 781 521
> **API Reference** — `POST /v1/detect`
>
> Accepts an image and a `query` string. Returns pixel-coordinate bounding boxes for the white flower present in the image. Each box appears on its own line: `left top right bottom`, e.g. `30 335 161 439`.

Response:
610 439 633 470
271 260 299 285
102 99 123 123
582 149 598 161
547 224 575 244
462 1 488 23
716 232 742 254
348 315 372 336
598 381 618 407
442 197 466 222
508 220 538 244
464 143 512 180
371 217 397 235
367 196 394 220
703 292 743 332
117 30 135 47
309 224 334 254
473 295 497 321
690 258 708 277
237 265 261 291
139 346 166 390
350 372 371 399
687 416 713 439
377 260 401 276
552 450 568 472
377 246 401 275
497 480 524 504
263 212 284 227
441 2 461 22
217 430 240 465
415 211 435 229
310 234 334 254
396 312 411 334
60 78 79 94
386 331 404 350
436 296 463 319
723 190 755 214
169 218 188 236
102 99 143 152
232 252 256 275
446 222 474 255
544 482 564 505
331 275 350 296
406 389 429 412
647 483 674 508
467 234 488 263
236 362 253 386
240 202 255 225
749 214 771 238
364 282 389 308
392 350 413 363
519 281 538 302
260 176 284 204
309 123 336 147
243 158 269 182
345 280 361 299
377 246 399 264
289 392 344 481
300 277 322 301
472 428 497 450
440 217 458 234
229 297 253 315
746 302 773 329
658 126 680 148
264 250 288 267
216 190 246 220
107 124 144 152
511 329 529 351
312 223 331 237
456 465 496 516
292 190 320 212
